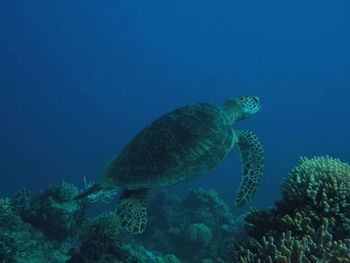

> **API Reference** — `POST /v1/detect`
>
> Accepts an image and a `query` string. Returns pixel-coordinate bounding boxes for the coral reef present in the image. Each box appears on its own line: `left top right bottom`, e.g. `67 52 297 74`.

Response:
239 218 350 263
3 155 350 263
245 156 350 240
14 183 86 241
56 182 79 203
69 211 183 263
0 182 186 263
236 156 350 263
140 187 245 263
281 156 350 238
0 196 69 263
186 223 212 244
80 212 121 241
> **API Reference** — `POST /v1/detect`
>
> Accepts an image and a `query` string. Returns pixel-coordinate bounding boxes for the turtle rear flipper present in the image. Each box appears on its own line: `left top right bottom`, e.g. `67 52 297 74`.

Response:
235 130 264 207
116 189 148 234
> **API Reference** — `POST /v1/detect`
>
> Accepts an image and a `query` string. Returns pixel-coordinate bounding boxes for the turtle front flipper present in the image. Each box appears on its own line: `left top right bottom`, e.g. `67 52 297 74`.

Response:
235 130 264 207
116 189 148 234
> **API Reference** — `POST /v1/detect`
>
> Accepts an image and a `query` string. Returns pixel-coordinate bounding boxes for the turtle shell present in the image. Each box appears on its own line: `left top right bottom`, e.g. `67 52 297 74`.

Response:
99 103 235 189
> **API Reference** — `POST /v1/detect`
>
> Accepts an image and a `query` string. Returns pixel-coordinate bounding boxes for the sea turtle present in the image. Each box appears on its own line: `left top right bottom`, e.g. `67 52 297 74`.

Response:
75 96 264 234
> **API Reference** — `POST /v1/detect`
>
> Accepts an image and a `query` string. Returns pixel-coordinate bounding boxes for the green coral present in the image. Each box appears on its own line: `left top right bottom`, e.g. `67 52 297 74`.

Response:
187 223 212 244
164 254 181 263
143 188 238 263
1 182 186 263
239 219 350 263
282 156 350 213
81 212 121 241
56 181 79 202
0 198 13 216
0 197 69 263
245 156 350 240
237 156 350 262
12 183 87 242
72 212 177 263
185 187 232 222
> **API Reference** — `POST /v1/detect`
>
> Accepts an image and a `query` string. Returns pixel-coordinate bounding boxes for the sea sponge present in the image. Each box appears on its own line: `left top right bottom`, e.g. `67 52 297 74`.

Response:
187 223 212 244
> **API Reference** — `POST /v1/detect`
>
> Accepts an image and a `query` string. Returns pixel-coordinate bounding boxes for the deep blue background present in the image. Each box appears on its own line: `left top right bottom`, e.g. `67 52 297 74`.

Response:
1 0 350 210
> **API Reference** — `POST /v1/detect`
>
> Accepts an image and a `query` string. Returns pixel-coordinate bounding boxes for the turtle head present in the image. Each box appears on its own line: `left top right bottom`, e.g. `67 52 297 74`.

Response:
223 96 261 123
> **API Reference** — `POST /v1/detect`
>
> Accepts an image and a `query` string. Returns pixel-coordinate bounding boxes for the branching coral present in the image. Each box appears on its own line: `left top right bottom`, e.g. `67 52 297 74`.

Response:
282 156 350 212
245 156 350 240
238 156 350 262
56 181 79 202
81 212 121 241
239 219 350 263
280 156 350 239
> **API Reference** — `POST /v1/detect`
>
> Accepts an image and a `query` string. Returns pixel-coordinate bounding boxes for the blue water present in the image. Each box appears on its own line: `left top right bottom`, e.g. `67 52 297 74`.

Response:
1 0 350 210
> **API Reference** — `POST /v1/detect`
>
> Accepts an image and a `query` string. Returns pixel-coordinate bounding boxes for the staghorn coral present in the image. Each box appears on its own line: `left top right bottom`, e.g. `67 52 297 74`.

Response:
239 218 350 263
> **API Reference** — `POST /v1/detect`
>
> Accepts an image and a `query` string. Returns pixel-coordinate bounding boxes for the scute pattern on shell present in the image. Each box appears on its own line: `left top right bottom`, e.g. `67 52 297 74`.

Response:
99 103 235 190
